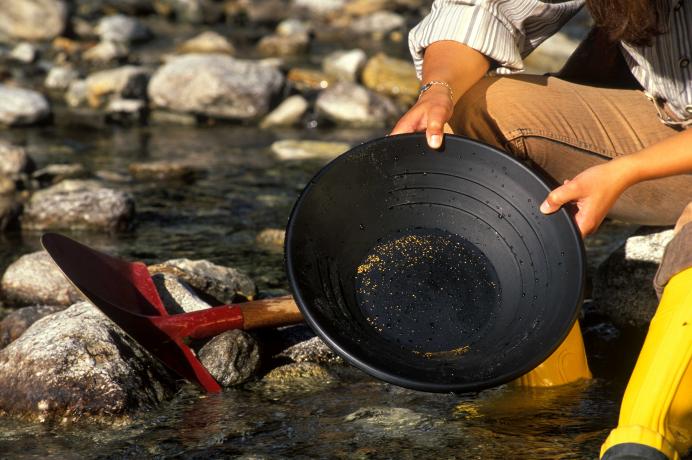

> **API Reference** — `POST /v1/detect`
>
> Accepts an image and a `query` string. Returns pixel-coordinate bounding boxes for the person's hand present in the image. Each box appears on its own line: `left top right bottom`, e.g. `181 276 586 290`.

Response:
390 85 453 149
539 161 631 237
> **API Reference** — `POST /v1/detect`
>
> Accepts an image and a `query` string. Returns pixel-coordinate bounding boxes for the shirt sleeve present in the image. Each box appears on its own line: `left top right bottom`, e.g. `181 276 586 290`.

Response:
408 0 585 79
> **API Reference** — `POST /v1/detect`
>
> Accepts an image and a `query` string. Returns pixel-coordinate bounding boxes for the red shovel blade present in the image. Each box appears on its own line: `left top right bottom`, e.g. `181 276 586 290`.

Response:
41 232 229 393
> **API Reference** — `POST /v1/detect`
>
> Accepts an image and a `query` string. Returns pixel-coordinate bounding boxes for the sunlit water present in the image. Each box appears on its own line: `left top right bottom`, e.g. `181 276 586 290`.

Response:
0 124 657 459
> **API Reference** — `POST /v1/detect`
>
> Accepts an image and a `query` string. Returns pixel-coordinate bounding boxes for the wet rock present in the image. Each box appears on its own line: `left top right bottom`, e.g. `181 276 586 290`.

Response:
271 139 349 160
0 251 82 307
344 407 437 432
177 31 235 55
279 336 343 365
105 98 147 124
96 14 151 44
293 0 345 17
32 163 87 187
9 42 37 63
276 18 312 37
85 65 150 108
151 273 212 314
322 48 367 82
149 258 256 304
65 79 88 107
349 11 405 36
148 54 284 120
592 228 674 328
21 179 135 231
316 81 398 126
362 53 419 102
255 228 285 251
257 32 309 57
44 65 79 90
0 197 21 230
0 178 16 196
0 302 175 422
0 0 68 41
83 40 129 63
198 330 261 387
236 0 289 23
128 159 201 181
260 94 308 128
0 85 50 126
287 68 333 92
0 305 63 349
0 142 34 177
154 0 222 24
262 362 334 386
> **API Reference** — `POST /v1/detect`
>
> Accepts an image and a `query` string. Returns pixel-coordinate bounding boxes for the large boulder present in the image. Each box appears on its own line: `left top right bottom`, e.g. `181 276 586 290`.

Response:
85 66 150 108
592 228 675 328
0 302 176 422
0 0 67 41
0 85 50 126
316 81 398 126
148 54 284 120
1 251 82 307
20 180 135 231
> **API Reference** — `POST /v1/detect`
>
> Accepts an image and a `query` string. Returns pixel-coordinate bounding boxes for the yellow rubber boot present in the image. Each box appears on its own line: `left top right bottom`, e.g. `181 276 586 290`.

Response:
600 267 692 460
514 320 592 387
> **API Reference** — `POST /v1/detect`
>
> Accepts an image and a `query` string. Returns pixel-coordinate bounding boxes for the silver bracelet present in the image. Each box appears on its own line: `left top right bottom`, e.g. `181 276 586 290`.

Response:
418 80 454 102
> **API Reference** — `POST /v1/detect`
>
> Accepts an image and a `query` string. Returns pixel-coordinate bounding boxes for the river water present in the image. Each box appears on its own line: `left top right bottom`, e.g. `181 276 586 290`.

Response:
0 123 655 459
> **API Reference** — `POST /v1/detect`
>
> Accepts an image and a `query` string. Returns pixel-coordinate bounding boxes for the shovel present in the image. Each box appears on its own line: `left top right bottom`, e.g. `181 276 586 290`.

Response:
41 232 303 393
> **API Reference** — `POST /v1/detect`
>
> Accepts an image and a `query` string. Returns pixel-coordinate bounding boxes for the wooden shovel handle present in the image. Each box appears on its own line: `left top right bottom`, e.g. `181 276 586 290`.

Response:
239 295 303 330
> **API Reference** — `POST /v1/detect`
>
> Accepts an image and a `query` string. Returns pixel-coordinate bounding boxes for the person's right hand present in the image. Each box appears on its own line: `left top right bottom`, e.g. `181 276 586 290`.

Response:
389 84 454 149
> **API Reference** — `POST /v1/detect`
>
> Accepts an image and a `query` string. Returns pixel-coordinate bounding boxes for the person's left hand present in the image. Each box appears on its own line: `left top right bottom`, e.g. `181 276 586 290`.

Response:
539 161 631 237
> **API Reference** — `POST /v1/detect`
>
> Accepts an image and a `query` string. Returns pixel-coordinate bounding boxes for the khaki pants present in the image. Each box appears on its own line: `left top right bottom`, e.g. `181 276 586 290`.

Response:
449 75 691 225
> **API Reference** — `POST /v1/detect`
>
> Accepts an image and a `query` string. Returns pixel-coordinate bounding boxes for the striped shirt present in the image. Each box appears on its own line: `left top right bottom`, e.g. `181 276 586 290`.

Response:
409 0 692 127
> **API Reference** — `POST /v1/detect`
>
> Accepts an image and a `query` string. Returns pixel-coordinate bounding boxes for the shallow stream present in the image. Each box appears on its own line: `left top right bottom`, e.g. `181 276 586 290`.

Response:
0 123 656 459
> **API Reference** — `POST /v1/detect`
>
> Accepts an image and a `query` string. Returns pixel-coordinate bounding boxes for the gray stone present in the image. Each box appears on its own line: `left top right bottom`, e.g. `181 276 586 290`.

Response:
65 79 88 107
0 142 33 177
10 42 37 63
257 32 309 57
278 336 342 365
260 95 308 128
1 251 82 307
0 302 176 422
316 82 398 126
293 0 345 16
322 48 367 82
0 305 63 348
0 85 50 126
105 98 147 124
198 330 261 387
592 227 674 328
148 54 284 120
0 0 67 41
83 40 129 63
350 11 405 36
21 179 135 231
270 139 350 160
32 163 87 187
85 65 150 108
177 31 234 55
0 197 21 230
262 362 334 387
128 159 201 181
149 258 256 303
44 65 80 90
151 273 212 314
95 14 151 44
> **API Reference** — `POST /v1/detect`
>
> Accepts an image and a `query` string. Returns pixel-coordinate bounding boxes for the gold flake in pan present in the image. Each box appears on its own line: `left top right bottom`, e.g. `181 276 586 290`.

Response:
412 346 470 360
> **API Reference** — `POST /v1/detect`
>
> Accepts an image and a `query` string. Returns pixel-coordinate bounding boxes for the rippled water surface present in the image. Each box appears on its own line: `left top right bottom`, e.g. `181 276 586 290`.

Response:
0 124 650 459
